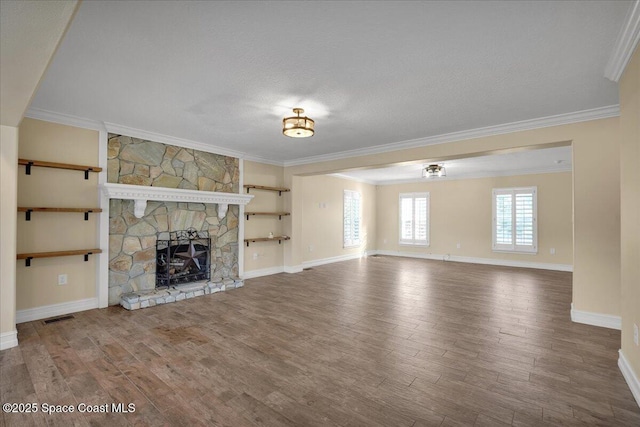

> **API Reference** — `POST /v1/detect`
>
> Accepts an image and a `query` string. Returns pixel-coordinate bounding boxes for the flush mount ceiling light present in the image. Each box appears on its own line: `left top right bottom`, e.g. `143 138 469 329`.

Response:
283 108 315 138
423 164 446 178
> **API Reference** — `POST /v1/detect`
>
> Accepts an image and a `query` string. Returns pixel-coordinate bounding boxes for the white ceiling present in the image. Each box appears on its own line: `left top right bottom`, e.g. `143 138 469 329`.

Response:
29 1 631 163
333 146 572 184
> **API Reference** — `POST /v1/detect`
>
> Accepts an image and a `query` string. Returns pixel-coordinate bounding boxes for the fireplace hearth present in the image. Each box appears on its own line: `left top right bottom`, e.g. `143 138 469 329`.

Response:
156 228 211 287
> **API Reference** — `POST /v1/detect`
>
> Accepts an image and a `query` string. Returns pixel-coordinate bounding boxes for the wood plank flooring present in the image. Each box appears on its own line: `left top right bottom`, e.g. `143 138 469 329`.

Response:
2 256 639 426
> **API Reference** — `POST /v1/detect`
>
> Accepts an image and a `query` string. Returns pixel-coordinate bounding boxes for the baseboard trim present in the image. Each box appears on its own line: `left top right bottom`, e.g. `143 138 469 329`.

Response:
570 303 622 330
374 250 573 272
0 330 18 351
283 265 303 274
243 266 285 279
619 350 640 408
245 250 571 278
16 298 99 324
302 251 369 269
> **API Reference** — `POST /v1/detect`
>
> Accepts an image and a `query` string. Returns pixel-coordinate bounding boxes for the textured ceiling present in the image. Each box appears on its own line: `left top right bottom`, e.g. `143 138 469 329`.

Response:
30 1 630 162
334 146 572 184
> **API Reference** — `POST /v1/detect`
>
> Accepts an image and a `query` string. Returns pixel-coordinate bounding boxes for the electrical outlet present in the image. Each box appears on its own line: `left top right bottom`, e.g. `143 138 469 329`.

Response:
58 274 68 286
252 253 258 260
456 243 461 249
634 324 639 346
550 248 556 255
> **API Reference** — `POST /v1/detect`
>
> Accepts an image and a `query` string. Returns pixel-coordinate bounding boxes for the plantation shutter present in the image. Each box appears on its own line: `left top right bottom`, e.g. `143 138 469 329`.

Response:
493 187 537 253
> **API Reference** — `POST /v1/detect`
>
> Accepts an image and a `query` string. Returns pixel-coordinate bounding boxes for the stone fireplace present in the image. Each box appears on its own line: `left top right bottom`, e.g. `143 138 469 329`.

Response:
104 134 252 309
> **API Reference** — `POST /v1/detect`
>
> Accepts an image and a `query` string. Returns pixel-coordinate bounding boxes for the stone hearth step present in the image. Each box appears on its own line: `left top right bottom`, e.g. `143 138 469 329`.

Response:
120 278 244 310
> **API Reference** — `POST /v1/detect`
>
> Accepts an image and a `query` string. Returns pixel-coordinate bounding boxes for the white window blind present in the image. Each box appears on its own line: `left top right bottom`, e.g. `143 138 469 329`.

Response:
492 187 537 253
399 192 429 246
343 190 361 247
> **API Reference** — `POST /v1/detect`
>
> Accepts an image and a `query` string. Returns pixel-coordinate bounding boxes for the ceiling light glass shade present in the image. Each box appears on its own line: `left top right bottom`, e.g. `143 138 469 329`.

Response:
422 164 446 178
283 108 315 138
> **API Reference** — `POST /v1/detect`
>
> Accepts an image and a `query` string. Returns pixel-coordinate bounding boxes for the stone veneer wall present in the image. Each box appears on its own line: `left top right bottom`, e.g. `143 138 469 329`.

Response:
107 134 239 193
109 200 239 305
106 134 241 306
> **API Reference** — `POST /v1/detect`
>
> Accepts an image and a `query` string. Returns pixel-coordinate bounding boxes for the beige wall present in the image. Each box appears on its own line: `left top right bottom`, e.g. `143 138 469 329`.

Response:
377 172 572 265
284 118 620 318
1 125 19 341
572 120 620 316
243 160 286 273
619 46 640 381
16 118 99 311
301 175 376 263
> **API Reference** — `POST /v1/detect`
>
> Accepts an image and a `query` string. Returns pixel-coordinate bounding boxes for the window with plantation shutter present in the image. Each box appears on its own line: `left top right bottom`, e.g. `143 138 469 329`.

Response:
399 192 429 246
343 190 361 247
492 187 537 253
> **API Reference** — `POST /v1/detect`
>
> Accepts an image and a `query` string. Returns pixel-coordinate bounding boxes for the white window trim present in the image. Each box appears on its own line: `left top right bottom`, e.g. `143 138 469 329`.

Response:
492 186 538 254
399 192 430 246
343 189 361 248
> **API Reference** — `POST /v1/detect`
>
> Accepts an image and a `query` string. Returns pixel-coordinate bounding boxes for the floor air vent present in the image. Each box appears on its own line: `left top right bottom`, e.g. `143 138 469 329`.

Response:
43 315 75 324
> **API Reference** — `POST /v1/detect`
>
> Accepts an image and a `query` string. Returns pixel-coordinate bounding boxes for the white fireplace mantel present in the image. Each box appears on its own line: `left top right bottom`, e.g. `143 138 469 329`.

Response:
101 183 253 219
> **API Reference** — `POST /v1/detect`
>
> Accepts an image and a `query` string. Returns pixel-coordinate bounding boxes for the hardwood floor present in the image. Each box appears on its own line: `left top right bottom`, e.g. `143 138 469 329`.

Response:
2 256 639 426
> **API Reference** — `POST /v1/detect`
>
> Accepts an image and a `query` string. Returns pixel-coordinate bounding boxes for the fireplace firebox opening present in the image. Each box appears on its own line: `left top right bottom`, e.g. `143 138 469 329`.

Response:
156 228 211 287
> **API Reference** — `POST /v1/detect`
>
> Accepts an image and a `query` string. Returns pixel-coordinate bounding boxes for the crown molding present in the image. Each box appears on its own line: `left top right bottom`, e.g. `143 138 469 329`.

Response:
283 105 620 167
26 105 619 169
328 173 378 185
242 154 285 167
371 164 573 186
25 107 105 131
104 122 245 159
604 0 640 82
24 108 248 159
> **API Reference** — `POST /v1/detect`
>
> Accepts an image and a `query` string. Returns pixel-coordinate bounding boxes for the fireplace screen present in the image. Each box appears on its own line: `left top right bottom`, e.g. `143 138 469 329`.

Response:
156 228 211 287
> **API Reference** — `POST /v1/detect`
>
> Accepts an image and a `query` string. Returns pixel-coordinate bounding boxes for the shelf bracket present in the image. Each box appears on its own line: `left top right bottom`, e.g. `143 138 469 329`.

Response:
25 161 33 175
84 169 91 180
278 190 282 196
246 214 250 220
84 210 93 221
84 252 94 262
25 257 33 267
278 239 282 244
278 215 282 220
25 209 32 221
246 241 250 247
246 187 251 194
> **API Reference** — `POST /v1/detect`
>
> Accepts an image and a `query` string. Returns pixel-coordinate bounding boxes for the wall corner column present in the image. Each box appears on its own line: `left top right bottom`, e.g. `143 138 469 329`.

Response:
0 125 19 350
283 173 303 273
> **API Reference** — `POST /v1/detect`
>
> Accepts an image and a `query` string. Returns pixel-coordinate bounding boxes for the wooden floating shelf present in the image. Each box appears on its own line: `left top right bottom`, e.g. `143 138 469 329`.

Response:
17 248 102 267
244 236 290 247
19 158 102 180
244 184 290 195
18 207 102 221
245 211 290 220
